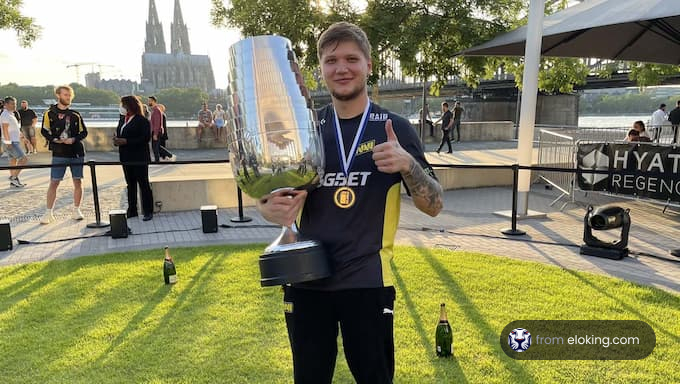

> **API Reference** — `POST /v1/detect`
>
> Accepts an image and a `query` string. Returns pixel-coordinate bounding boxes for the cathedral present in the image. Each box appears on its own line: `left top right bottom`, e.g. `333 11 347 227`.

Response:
141 0 216 93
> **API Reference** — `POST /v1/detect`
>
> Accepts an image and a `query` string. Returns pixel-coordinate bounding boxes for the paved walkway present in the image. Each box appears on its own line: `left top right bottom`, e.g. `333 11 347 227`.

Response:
0 143 678 295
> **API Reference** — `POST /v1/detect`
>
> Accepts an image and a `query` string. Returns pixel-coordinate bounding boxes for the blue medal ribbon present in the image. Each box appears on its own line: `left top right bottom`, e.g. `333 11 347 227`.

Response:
334 99 371 176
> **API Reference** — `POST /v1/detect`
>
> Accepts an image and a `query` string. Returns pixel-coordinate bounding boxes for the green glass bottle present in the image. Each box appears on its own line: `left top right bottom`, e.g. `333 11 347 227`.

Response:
163 246 177 284
435 303 453 357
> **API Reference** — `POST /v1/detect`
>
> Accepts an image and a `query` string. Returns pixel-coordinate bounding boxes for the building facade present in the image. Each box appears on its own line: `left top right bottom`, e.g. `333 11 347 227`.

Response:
141 0 216 93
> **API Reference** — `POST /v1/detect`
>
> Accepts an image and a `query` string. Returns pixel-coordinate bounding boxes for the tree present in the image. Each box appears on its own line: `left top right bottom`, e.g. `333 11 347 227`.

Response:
210 0 670 96
69 83 119 106
1 0 41 47
628 63 680 89
0 83 118 106
155 88 209 117
211 0 320 70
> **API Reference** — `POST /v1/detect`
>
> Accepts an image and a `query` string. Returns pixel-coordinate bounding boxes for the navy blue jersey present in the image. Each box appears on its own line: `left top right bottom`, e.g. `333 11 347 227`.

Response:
296 102 436 291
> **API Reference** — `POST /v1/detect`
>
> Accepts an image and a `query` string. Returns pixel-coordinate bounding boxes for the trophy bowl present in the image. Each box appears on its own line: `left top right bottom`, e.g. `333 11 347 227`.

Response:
225 35 330 287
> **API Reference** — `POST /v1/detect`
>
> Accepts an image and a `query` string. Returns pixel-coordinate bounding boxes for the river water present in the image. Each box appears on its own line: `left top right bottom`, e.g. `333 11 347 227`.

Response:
578 115 651 128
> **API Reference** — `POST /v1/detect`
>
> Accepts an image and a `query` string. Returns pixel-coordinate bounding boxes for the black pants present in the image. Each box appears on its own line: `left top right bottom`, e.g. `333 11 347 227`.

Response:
437 129 452 153
152 139 174 162
283 286 396 384
122 164 153 215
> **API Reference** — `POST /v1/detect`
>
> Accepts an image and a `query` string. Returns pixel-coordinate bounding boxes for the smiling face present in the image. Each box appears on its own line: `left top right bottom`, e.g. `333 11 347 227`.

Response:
320 40 371 102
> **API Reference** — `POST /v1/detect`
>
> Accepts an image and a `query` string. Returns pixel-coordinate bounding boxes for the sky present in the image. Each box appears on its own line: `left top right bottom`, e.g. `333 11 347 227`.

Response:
0 0 242 88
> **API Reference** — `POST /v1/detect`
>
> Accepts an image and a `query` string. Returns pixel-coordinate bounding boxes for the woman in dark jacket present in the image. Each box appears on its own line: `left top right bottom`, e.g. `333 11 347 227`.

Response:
114 95 154 221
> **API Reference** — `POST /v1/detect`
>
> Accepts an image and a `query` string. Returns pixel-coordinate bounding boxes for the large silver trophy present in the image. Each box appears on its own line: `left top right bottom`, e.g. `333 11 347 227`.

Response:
225 35 330 287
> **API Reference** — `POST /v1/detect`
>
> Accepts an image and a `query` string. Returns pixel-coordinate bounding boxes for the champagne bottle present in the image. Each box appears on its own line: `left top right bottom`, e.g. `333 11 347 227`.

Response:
435 303 453 357
163 246 177 284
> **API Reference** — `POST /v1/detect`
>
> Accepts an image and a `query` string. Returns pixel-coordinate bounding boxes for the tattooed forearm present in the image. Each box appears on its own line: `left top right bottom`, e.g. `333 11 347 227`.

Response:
402 158 443 217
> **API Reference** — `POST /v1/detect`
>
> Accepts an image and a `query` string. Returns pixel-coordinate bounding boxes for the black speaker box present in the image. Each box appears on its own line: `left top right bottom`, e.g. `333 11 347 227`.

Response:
109 210 129 239
0 220 12 251
201 205 218 233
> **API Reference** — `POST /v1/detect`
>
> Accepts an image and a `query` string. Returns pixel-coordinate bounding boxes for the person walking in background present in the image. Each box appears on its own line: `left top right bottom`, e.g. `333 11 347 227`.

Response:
40 86 88 223
197 102 215 141
148 96 163 163
114 95 154 221
650 103 670 142
668 100 680 144
18 100 37 154
157 103 175 161
452 101 464 142
214 104 227 142
1 97 28 188
435 102 453 154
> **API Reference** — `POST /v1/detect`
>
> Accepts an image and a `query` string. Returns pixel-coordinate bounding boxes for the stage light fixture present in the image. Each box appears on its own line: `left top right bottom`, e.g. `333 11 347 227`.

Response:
580 205 630 260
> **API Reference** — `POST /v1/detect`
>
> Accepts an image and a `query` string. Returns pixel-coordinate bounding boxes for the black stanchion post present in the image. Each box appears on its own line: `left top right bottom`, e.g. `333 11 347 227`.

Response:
86 160 110 228
230 186 252 223
502 164 526 236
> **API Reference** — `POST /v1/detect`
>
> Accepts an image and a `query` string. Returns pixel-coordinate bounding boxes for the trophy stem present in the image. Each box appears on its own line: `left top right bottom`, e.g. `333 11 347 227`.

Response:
265 225 299 253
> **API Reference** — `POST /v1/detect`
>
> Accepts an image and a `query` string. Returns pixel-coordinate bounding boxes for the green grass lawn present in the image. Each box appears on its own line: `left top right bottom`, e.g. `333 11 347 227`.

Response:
0 245 678 383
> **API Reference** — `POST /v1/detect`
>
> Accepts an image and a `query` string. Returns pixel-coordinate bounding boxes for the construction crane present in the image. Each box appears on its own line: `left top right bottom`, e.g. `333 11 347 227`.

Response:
66 63 115 84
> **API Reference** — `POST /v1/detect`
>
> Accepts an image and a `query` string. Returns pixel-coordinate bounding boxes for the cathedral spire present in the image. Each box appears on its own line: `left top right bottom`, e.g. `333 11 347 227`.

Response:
171 0 191 54
145 0 166 53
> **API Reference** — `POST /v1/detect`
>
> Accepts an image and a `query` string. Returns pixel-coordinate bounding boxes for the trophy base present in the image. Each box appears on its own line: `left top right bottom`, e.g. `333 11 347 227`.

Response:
259 227 331 287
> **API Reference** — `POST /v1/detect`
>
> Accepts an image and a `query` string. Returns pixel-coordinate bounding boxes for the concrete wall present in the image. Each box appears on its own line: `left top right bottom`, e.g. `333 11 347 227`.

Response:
423 121 515 143
373 94 579 127
33 126 228 153
150 174 257 211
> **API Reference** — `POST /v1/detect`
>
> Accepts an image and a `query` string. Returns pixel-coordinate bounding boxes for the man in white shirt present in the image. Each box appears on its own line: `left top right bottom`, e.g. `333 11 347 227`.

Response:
0 97 28 188
650 103 670 142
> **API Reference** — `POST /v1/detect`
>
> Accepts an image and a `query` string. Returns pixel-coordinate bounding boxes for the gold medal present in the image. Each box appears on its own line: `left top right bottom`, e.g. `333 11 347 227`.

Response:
334 187 356 209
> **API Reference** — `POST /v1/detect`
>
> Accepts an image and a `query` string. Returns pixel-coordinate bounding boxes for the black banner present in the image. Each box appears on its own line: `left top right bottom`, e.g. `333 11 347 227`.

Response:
577 143 680 202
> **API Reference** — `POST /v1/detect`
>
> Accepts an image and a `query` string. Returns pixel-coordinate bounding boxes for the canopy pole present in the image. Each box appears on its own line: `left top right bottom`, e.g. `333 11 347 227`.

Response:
516 0 545 216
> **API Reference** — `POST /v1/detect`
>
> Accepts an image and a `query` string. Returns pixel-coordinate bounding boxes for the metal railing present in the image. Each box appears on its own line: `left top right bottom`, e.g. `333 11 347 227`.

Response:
536 125 680 211
537 129 577 210
0 157 678 256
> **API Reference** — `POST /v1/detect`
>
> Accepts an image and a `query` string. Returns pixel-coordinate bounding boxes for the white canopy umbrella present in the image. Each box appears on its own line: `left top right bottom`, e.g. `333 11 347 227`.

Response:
462 0 680 64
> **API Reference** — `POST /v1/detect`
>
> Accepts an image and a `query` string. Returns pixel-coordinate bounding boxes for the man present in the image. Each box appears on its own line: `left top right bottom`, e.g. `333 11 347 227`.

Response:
18 100 37 154
668 100 680 144
197 102 215 141
40 85 88 224
452 101 464 142
434 102 453 154
257 22 443 384
148 96 163 162
650 103 670 142
0 97 28 188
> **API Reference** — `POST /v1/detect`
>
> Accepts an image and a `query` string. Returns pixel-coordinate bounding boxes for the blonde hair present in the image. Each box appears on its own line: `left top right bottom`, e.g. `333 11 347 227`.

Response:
55 85 74 97
317 22 372 61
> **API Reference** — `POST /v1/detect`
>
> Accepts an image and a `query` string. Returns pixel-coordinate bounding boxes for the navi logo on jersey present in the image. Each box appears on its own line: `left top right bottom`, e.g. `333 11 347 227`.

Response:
356 140 375 156
334 187 356 209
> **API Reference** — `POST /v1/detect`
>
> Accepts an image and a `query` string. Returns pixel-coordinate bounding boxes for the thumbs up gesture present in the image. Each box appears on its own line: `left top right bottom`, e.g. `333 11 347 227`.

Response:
372 119 413 174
